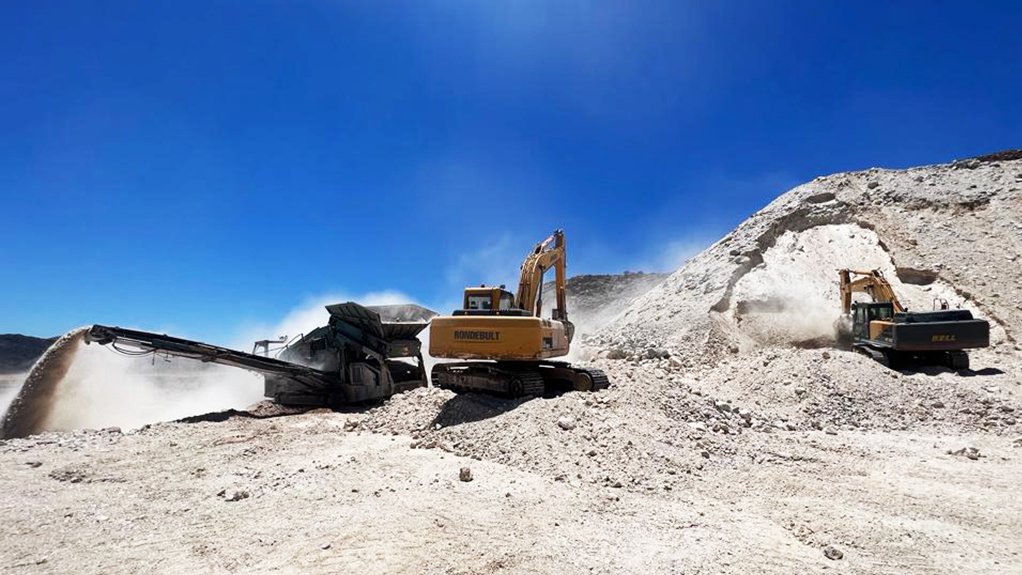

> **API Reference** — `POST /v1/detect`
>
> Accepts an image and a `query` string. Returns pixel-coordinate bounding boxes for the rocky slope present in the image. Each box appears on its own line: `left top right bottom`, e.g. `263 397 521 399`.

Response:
593 151 1022 364
544 272 670 336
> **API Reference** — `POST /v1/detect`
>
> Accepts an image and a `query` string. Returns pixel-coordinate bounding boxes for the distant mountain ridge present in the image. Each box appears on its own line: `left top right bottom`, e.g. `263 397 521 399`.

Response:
0 334 58 374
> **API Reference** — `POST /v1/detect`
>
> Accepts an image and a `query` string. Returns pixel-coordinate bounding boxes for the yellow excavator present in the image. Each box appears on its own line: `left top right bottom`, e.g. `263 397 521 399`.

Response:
429 229 609 396
837 269 989 369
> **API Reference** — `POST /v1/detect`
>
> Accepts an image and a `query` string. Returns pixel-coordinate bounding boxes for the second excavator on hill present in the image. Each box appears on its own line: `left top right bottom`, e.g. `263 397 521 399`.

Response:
837 269 990 369
429 229 609 396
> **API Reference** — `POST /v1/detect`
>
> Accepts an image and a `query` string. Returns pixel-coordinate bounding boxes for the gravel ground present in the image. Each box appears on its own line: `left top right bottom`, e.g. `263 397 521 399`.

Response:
2 395 1020 574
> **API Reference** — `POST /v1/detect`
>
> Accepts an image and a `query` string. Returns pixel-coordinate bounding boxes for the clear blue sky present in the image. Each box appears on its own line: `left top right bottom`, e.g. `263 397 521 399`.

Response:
2 1 1020 341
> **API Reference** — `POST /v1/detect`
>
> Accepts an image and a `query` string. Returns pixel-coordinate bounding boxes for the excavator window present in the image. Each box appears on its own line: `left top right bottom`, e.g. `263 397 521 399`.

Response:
467 295 492 310
499 291 514 311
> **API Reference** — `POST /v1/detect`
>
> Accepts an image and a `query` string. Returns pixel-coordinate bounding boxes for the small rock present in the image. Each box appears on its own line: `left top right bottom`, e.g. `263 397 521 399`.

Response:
320 543 332 550
949 447 981 460
931 401 945 409
824 427 838 436
557 417 577 431
647 348 670 360
823 545 844 560
605 348 628 360
688 422 708 432
794 387 807 397
821 351 831 360
867 181 880 189
222 489 250 502
953 158 981 170
459 467 473 482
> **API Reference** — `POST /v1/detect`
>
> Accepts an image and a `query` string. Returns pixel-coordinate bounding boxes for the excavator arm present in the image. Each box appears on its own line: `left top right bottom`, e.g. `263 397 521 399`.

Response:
514 229 569 321
838 269 906 313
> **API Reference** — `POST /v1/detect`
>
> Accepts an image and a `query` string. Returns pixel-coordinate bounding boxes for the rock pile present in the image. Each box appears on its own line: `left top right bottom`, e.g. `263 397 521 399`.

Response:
593 153 1022 364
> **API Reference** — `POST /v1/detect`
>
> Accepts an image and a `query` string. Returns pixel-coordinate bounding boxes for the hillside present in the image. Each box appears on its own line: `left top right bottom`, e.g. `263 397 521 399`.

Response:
593 151 1022 365
543 272 670 336
0 334 56 374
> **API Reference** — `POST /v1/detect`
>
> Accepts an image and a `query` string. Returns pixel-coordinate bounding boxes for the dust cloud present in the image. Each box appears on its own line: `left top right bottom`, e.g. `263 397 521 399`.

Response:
1 328 87 438
43 343 264 433
729 224 891 348
0 330 264 438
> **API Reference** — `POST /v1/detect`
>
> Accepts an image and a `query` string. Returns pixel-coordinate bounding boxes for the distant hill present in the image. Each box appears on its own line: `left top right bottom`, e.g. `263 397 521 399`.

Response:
543 272 670 336
0 334 57 374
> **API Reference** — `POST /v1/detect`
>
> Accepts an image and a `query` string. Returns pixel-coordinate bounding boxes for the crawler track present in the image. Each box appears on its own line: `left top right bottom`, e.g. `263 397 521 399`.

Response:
432 362 610 397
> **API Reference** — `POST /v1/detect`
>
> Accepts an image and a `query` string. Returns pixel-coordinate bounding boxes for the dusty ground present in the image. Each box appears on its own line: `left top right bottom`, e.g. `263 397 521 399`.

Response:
2 353 1021 574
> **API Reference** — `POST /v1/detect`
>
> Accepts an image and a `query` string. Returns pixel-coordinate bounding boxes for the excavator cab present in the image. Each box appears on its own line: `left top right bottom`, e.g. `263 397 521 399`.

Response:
456 286 529 316
463 286 514 312
850 301 894 342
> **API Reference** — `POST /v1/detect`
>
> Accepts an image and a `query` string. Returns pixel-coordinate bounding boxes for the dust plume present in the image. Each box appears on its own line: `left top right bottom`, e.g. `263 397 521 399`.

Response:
1 328 87 439
728 224 892 349
0 328 265 438
42 343 264 433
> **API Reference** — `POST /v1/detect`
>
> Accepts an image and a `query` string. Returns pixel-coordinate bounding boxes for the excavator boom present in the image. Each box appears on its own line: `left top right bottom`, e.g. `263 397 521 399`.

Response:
838 269 906 314
429 229 607 396
515 230 569 322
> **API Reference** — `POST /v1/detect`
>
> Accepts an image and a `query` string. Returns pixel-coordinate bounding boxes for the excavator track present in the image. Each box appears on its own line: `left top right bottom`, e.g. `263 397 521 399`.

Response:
575 367 610 391
432 362 607 397
432 363 545 397
513 371 547 396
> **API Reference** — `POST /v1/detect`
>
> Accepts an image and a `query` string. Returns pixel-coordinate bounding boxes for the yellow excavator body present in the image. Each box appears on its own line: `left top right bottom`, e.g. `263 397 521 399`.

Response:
837 268 989 370
428 229 607 396
868 320 892 341
428 315 569 360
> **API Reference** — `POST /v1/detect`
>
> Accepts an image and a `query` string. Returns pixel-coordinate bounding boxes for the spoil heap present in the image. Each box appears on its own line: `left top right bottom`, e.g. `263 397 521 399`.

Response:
594 151 1022 364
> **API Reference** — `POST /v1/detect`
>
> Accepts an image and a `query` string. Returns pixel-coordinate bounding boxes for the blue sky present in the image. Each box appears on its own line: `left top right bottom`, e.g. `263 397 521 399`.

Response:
2 1 1020 341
